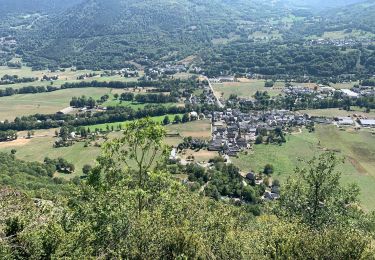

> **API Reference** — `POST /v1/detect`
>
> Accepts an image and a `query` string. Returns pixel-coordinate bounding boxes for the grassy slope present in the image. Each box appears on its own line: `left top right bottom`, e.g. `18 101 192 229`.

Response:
232 125 375 210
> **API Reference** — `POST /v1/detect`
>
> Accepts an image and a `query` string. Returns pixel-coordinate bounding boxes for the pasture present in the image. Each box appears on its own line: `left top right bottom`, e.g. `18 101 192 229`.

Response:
212 80 284 100
232 125 375 211
0 87 117 120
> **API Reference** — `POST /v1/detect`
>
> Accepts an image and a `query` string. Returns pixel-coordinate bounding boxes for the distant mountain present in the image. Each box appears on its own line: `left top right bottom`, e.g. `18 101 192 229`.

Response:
0 0 84 15
307 0 375 34
18 0 288 69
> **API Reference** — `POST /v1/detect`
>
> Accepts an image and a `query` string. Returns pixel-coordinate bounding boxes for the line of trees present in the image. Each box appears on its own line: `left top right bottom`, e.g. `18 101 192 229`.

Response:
0 85 58 97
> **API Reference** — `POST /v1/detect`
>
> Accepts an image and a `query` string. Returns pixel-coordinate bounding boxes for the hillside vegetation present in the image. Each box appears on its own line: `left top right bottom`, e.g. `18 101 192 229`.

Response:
0 119 374 259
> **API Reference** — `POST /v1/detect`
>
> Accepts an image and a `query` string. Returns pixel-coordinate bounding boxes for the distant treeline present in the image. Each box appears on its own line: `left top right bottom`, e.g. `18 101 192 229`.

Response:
0 85 58 97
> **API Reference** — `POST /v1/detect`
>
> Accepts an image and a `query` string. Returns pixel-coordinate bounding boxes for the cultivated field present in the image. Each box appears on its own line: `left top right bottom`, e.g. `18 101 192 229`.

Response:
212 80 284 100
232 125 375 211
166 119 212 140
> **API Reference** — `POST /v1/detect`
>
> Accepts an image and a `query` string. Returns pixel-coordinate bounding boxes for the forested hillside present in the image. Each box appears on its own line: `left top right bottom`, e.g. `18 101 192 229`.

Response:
18 0 287 69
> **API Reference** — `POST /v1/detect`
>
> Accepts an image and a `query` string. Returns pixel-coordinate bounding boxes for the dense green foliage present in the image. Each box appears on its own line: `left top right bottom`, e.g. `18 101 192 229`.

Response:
0 153 72 199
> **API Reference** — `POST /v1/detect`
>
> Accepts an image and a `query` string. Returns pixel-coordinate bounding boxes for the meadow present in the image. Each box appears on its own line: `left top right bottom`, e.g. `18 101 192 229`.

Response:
212 80 284 100
232 125 375 211
0 87 121 120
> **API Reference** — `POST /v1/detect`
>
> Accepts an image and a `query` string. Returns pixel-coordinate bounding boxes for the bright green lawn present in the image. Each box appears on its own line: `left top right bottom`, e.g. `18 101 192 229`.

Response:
86 114 184 131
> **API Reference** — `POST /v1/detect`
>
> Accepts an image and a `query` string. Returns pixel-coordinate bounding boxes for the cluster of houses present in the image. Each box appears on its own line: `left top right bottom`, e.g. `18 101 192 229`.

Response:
351 85 375 97
306 38 373 47
283 84 373 100
99 68 139 78
207 108 310 157
186 82 218 107
141 64 188 80
208 76 237 83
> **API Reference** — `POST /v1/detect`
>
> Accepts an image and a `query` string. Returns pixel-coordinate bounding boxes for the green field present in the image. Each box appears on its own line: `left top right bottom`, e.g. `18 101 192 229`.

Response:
302 107 375 118
232 125 375 211
212 80 284 100
86 114 184 131
0 87 121 120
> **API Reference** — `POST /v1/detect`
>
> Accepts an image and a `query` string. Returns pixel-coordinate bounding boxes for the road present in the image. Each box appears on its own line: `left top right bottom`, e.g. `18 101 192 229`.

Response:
206 77 224 108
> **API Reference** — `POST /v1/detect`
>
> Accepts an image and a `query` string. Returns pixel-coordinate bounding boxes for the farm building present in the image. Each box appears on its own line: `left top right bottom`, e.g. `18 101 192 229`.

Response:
337 117 354 125
57 106 75 115
359 119 375 127
341 89 359 98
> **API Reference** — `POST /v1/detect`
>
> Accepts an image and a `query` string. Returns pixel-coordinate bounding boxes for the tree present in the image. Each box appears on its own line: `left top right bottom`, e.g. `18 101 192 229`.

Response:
162 115 170 125
278 152 361 228
173 114 181 124
255 135 263 144
102 118 168 213
263 164 274 175
182 113 190 123
82 164 92 175
264 80 274 88
113 93 119 99
27 130 34 139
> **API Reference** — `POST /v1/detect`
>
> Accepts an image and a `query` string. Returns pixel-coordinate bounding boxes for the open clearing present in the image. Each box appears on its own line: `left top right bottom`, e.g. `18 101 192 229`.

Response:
232 125 375 211
212 80 284 100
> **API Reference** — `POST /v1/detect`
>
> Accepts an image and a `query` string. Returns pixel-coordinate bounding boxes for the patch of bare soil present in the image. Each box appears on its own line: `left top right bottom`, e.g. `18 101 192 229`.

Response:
347 156 368 175
0 138 31 148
